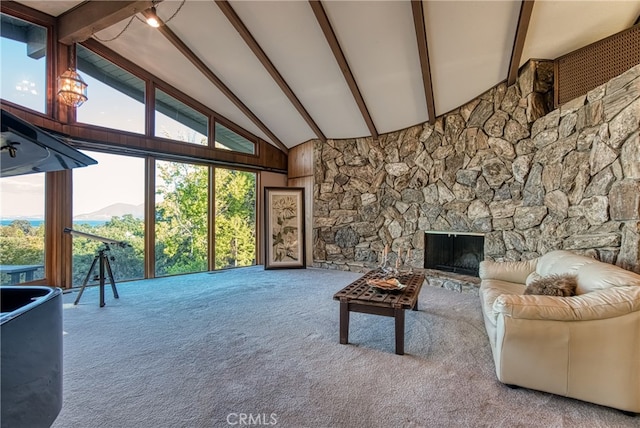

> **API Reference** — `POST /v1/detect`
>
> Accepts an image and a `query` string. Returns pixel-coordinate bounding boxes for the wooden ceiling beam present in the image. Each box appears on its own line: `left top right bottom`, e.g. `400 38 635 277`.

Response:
411 0 436 125
215 0 326 144
308 0 378 139
507 0 535 86
141 9 288 154
57 0 158 45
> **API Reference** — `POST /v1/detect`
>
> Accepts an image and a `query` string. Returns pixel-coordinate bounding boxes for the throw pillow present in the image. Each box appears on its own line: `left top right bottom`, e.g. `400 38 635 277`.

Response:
523 273 578 297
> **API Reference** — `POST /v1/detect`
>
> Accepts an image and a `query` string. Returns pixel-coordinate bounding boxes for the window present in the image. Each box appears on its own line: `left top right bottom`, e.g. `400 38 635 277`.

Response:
214 168 256 269
76 45 145 134
0 14 47 113
0 174 45 284
155 160 208 276
72 151 145 285
215 123 255 155
155 89 207 145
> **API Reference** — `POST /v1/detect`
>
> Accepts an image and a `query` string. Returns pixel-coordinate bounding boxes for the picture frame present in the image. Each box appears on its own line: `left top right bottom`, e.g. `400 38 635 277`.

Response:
264 187 306 269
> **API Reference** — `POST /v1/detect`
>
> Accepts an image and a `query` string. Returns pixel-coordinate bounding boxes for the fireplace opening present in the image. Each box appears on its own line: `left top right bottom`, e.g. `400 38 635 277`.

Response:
424 232 484 277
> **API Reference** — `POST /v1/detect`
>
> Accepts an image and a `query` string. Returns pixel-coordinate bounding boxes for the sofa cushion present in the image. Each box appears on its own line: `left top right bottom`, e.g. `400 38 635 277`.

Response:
536 250 598 276
576 261 640 294
479 259 537 283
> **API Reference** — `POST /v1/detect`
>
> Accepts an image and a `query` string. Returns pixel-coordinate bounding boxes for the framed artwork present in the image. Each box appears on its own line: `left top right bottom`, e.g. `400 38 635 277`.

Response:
264 187 306 269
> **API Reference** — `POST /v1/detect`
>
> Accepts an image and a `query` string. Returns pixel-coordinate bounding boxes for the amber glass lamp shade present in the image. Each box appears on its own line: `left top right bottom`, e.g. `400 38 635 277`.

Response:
57 68 88 108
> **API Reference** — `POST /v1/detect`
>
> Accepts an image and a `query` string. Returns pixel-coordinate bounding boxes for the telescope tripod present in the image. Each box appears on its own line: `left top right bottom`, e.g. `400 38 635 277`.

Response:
74 246 119 307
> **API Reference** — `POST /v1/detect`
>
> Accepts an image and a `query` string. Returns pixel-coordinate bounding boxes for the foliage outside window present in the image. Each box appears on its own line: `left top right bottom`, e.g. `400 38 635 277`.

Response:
155 161 209 276
76 45 145 134
0 14 47 113
215 169 256 269
215 123 255 155
0 174 45 284
155 89 207 145
72 151 145 285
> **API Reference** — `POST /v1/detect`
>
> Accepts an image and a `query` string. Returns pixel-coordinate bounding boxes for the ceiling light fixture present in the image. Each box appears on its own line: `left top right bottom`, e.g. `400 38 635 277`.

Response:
93 0 186 43
145 7 161 28
57 45 88 108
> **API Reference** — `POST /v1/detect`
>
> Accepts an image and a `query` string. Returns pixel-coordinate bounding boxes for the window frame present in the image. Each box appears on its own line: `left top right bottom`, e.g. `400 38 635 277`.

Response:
0 7 56 116
74 43 147 135
152 83 210 146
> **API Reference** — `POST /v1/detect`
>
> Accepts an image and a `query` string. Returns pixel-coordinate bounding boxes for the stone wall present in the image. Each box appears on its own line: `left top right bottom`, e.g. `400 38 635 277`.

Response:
312 61 640 273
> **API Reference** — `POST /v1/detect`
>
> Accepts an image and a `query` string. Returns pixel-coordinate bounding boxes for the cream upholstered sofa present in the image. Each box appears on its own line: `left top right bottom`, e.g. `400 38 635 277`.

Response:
479 250 640 413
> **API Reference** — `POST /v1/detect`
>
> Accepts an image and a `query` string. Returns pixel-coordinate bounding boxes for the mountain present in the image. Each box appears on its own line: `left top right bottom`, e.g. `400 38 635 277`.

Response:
74 203 144 220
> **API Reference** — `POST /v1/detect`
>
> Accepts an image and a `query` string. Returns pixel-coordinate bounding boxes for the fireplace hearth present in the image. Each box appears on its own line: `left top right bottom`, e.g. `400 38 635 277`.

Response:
424 232 484 277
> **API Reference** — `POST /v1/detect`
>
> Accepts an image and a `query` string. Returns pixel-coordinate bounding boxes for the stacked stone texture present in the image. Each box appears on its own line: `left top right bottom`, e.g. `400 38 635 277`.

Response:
313 62 640 273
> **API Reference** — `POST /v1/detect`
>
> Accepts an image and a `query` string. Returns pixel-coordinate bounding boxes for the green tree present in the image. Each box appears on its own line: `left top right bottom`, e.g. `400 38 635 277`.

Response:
214 169 256 268
155 162 208 275
0 221 45 284
154 164 256 273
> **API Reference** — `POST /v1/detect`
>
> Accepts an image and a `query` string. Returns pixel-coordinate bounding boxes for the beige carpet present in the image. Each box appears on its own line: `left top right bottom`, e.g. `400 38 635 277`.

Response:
52 266 636 428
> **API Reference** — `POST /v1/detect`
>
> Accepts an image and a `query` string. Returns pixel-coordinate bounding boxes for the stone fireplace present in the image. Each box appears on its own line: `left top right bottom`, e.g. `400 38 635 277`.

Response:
424 232 484 276
312 61 640 274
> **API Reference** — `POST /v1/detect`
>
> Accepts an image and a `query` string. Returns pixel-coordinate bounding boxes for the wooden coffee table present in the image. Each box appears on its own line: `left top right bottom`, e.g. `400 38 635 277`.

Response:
333 269 425 355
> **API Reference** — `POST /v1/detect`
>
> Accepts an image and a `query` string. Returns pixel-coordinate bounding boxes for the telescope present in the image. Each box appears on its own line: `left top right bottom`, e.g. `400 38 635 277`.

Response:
64 227 129 307
63 227 131 248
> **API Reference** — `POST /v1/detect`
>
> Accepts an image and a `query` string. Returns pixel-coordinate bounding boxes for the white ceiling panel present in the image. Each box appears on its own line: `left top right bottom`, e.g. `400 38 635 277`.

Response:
229 0 370 139
425 0 520 115
16 1 82 17
323 0 428 134
521 0 640 66
164 1 316 147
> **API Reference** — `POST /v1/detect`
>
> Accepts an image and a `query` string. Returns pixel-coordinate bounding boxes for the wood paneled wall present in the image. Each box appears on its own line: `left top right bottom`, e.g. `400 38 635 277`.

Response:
258 172 288 265
288 140 314 179
288 141 315 267
45 170 73 289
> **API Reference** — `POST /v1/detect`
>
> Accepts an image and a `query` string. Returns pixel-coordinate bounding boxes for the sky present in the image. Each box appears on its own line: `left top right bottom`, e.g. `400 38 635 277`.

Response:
1 33 202 220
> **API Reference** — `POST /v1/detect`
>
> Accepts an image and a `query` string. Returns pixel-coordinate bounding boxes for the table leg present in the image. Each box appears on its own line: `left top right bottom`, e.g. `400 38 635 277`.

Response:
395 308 405 355
9 273 20 284
339 301 349 345
25 271 34 281
413 297 419 311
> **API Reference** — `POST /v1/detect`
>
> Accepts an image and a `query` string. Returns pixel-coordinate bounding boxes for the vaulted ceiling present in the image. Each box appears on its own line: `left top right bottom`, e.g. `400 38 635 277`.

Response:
14 0 640 153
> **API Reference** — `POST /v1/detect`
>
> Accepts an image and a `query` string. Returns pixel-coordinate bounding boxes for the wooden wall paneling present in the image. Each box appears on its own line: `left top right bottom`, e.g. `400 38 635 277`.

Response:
287 176 314 267
288 140 314 179
287 141 314 266
259 172 288 265
45 170 72 288
55 43 73 123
